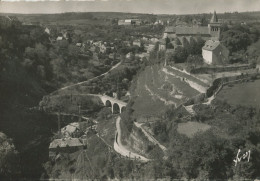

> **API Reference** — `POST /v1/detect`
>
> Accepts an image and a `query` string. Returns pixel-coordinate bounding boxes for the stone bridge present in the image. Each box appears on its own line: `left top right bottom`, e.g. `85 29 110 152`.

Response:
89 94 127 114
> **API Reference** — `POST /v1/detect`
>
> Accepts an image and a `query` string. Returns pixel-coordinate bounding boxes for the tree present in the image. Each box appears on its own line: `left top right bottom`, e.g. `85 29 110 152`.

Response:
189 37 198 55
186 55 203 68
172 46 188 63
36 65 46 79
196 37 205 55
30 27 49 44
182 15 193 24
172 131 233 179
182 37 190 49
34 43 48 64
200 14 209 26
221 30 251 53
0 132 21 180
167 43 174 49
50 57 68 81
175 38 182 46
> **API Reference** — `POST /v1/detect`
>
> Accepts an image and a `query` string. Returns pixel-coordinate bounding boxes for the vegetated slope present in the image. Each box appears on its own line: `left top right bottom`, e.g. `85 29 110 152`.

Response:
0 50 57 180
216 79 260 109
0 17 60 180
132 64 200 118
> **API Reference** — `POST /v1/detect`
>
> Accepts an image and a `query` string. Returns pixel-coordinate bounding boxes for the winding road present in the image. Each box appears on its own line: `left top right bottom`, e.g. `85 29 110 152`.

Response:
47 60 150 162
114 117 149 162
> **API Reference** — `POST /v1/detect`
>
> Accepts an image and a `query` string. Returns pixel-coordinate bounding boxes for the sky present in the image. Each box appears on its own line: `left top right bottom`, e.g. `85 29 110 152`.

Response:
0 0 260 14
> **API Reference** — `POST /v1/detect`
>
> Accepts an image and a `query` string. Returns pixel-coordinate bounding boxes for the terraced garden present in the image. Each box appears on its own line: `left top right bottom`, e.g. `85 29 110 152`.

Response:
132 65 203 119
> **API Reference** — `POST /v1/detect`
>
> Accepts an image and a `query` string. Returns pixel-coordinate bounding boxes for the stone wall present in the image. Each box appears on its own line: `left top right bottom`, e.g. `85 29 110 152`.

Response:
184 79 208 93
190 64 254 74
182 72 259 107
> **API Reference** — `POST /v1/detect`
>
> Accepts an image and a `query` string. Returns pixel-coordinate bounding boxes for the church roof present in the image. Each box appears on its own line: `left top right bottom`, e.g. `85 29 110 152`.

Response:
210 11 218 23
175 27 209 35
202 40 220 51
165 26 176 33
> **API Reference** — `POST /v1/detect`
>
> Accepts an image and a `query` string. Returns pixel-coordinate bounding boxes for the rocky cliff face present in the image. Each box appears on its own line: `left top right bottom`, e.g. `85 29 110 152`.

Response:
122 125 153 158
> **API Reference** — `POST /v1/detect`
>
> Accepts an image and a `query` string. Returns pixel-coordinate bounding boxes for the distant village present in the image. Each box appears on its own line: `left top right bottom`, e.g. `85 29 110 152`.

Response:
38 11 230 77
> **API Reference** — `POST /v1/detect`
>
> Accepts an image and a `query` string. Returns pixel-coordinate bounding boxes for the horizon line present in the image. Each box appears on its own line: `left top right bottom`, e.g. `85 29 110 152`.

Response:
1 10 259 16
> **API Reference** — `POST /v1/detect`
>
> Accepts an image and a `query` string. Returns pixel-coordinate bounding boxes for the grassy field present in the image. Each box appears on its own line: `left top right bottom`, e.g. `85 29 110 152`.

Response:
216 79 260 109
177 121 211 138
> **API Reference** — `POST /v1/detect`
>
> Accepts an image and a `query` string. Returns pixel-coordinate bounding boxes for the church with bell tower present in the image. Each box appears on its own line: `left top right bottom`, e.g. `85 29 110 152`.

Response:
163 11 222 41
208 11 221 40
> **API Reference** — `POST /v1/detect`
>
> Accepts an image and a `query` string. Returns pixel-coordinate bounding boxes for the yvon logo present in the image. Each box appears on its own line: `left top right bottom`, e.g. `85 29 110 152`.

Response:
233 149 251 167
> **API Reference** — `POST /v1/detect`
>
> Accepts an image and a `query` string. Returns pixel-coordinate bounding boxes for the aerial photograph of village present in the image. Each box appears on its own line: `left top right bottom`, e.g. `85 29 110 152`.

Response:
0 0 260 180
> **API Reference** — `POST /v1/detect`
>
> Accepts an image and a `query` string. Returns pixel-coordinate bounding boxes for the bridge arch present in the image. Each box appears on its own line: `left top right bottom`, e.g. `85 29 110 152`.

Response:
105 100 112 107
96 94 127 114
112 103 120 114
121 106 126 113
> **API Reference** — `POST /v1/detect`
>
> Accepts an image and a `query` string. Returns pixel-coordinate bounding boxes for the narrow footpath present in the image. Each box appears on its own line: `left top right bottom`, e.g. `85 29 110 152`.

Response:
50 61 121 95
134 122 167 152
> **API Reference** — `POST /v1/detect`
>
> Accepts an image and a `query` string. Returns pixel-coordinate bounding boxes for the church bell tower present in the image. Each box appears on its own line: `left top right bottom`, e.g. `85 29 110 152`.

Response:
208 11 221 40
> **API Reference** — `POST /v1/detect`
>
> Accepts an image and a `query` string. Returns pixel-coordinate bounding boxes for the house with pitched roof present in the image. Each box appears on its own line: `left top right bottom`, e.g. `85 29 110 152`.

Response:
133 40 142 47
118 19 141 26
202 40 229 65
44 27 50 35
163 26 176 39
49 138 84 158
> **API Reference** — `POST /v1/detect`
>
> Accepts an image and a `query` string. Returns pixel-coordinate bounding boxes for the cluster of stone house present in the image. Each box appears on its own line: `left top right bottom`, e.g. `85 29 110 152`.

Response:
56 30 69 41
125 36 161 61
118 19 142 26
162 11 229 65
118 18 173 26
49 137 84 158
49 122 90 159
89 41 115 54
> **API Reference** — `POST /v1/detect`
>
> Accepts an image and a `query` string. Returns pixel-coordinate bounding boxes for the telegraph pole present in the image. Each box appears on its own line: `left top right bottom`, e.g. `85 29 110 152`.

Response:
57 110 61 138
116 75 120 99
78 103 82 122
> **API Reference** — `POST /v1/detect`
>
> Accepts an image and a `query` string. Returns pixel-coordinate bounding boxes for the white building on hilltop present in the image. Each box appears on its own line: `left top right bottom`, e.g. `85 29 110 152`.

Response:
202 40 229 65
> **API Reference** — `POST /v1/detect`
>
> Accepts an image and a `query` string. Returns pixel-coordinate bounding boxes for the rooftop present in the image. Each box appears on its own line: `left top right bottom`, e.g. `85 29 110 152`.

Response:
202 40 220 51
165 26 210 35
176 27 209 35
49 138 83 149
165 26 176 33
61 122 79 135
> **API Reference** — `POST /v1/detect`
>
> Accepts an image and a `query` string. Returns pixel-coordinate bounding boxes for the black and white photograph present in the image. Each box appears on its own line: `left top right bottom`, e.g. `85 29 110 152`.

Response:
0 0 260 180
